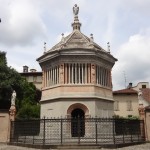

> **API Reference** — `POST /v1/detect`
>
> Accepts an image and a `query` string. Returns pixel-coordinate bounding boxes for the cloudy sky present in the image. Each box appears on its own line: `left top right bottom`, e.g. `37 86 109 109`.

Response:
0 0 150 90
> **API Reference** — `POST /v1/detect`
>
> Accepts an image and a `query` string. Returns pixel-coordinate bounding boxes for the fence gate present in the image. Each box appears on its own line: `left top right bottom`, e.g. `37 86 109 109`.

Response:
10 118 145 146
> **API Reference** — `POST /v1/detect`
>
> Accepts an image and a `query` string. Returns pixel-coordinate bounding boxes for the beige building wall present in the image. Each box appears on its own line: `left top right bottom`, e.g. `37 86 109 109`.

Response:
27 75 42 83
0 110 10 143
34 82 42 90
40 84 114 118
114 94 139 117
95 100 114 117
41 100 95 118
41 99 114 118
132 82 149 91
26 75 42 90
41 85 113 102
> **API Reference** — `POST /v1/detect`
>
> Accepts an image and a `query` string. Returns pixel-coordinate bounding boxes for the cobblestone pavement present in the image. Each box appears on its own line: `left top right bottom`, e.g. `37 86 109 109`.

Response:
0 143 150 150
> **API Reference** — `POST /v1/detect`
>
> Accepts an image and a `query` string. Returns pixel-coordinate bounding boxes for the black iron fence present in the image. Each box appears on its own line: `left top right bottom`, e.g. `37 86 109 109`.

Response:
10 118 145 146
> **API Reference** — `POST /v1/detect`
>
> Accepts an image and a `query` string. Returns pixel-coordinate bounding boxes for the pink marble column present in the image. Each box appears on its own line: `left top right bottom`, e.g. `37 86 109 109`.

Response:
91 64 96 84
60 64 64 84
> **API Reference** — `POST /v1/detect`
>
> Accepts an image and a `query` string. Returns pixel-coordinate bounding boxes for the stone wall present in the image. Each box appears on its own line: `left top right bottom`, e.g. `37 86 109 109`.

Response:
145 109 150 141
139 105 150 141
0 110 10 143
114 94 139 117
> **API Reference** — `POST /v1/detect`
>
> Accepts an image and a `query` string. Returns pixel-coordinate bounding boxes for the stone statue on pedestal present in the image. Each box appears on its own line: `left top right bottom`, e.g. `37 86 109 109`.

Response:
11 90 16 106
9 90 16 121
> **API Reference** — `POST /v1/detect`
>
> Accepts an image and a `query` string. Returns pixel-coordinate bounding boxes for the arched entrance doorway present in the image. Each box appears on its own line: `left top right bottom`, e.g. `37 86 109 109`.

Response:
71 108 85 137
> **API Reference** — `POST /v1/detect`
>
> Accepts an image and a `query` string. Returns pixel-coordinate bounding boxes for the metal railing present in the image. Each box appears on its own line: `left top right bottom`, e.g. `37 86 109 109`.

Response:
10 118 145 145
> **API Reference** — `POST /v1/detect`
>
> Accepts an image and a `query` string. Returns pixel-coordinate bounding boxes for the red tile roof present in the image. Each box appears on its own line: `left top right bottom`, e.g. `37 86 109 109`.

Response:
140 88 150 103
20 72 42 76
145 105 150 110
113 88 138 94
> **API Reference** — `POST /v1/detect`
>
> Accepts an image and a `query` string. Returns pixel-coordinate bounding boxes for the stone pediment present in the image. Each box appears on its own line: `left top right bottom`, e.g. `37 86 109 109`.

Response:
46 30 104 52
65 31 89 48
67 31 88 43
37 29 117 63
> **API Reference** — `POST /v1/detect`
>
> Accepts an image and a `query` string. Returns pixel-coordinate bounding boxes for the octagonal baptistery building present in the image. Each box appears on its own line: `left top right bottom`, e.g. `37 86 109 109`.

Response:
37 5 117 119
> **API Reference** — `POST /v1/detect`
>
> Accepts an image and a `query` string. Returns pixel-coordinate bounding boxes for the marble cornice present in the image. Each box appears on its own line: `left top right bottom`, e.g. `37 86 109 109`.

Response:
40 96 114 103
37 48 117 66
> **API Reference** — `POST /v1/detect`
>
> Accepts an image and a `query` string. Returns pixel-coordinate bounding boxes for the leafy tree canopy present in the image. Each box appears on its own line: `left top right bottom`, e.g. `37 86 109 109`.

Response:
0 51 40 119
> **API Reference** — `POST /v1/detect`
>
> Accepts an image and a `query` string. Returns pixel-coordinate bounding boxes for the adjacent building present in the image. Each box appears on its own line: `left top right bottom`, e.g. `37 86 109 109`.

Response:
20 65 42 90
113 86 139 117
132 82 150 108
113 82 150 118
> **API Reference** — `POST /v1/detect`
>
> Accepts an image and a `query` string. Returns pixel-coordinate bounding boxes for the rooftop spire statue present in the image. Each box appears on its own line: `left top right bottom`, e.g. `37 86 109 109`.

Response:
72 4 81 31
73 4 79 17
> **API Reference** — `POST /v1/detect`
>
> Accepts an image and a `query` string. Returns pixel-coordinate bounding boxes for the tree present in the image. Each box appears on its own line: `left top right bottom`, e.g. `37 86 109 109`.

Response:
16 103 40 119
0 51 7 66
0 51 14 108
0 51 40 118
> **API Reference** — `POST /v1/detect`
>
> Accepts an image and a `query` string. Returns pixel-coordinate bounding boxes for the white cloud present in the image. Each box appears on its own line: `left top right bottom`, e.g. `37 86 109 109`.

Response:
112 28 150 90
0 0 47 47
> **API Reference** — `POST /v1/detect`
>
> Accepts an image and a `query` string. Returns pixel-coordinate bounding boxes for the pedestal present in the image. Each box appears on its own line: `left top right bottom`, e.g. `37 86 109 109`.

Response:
9 105 16 121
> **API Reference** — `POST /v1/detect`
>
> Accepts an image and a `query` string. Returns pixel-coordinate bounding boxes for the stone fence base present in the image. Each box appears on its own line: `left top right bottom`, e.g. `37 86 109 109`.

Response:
0 110 10 143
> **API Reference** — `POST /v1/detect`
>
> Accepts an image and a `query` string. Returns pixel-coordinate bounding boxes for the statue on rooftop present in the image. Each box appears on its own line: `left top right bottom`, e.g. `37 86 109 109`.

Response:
73 4 79 17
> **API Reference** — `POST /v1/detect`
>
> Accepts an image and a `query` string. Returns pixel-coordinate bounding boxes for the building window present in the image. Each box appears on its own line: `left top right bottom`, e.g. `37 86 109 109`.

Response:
127 100 132 111
142 85 146 88
33 76 37 82
114 101 119 111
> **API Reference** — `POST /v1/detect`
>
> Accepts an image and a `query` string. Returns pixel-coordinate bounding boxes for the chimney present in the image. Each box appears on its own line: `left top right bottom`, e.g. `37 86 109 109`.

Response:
23 66 28 73
128 82 132 88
